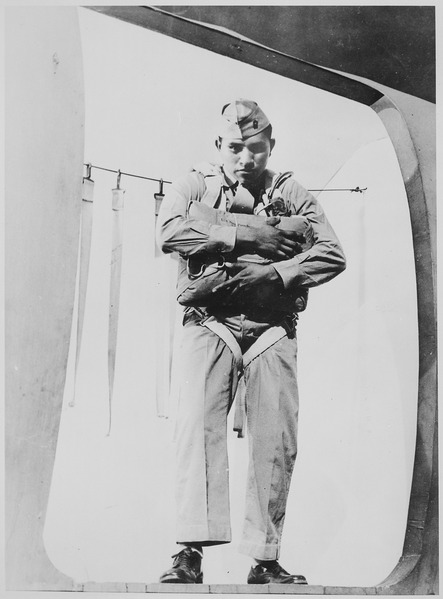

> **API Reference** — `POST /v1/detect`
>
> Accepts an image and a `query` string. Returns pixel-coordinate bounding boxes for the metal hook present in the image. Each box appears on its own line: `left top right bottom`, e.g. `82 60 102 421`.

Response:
85 163 92 179
154 178 165 216
116 170 122 190
154 178 165 200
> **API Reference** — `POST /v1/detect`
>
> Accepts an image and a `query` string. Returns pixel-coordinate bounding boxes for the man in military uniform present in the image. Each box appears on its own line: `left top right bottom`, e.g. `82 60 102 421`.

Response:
156 99 346 584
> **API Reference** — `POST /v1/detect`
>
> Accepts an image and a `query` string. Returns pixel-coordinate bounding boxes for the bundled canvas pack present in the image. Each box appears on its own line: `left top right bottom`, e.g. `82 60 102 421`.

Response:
177 202 314 315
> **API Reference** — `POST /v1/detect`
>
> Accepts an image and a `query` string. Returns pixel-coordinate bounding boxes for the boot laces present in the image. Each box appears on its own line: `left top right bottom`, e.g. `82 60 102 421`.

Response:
172 548 199 571
261 560 285 575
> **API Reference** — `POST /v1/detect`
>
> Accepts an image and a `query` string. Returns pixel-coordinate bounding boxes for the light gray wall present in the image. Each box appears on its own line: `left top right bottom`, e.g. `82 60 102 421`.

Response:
5 6 84 590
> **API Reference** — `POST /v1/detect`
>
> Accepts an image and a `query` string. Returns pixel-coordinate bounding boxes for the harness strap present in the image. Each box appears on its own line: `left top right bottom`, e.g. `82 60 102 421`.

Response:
202 318 243 370
194 164 294 214
201 174 223 207
70 176 95 408
267 171 294 201
192 163 224 208
202 317 287 437
243 326 287 368
107 185 125 435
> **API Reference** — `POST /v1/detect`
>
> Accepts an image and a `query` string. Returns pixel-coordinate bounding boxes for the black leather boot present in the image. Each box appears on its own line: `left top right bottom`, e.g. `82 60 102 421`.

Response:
247 560 307 584
159 547 203 584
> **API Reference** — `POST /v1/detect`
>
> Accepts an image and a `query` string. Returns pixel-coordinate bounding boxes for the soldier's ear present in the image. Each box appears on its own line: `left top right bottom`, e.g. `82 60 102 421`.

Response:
270 138 276 154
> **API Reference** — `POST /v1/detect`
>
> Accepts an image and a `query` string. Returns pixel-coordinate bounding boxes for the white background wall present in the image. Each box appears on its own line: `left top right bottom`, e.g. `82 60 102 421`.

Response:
44 7 419 588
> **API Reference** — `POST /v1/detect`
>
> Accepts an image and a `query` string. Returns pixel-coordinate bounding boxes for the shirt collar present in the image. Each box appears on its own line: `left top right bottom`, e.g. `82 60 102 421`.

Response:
220 167 239 191
220 167 269 203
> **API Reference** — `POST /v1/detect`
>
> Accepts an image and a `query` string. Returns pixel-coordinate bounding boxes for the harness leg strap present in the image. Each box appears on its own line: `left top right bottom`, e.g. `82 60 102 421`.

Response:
201 317 288 437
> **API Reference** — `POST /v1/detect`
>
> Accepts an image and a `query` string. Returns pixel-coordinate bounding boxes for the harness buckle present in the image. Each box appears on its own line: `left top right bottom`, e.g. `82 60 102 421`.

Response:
281 313 298 339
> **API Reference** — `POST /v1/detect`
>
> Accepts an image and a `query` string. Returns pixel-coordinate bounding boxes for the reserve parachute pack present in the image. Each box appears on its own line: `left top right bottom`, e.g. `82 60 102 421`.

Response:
176 164 314 315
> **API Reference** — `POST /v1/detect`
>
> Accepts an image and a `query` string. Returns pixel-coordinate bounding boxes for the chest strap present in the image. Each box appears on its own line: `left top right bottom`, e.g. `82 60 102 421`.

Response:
202 316 287 437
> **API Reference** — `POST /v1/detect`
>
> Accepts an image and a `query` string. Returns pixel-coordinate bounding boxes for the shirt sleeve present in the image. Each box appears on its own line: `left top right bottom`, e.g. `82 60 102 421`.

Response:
272 179 346 289
155 172 237 256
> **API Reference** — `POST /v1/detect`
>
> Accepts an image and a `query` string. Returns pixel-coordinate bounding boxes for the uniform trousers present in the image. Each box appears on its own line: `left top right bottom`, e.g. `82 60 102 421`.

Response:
174 313 299 560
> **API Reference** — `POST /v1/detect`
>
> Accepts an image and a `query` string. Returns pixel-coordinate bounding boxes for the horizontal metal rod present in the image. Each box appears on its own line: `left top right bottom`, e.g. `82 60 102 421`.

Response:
84 163 172 185
84 164 366 194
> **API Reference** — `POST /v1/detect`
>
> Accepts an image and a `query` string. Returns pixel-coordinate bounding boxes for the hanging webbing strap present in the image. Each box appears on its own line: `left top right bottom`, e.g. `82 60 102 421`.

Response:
70 175 94 407
107 184 125 435
202 316 287 437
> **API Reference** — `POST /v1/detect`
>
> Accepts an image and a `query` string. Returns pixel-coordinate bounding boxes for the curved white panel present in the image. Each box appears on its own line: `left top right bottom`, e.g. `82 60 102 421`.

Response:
44 10 418 587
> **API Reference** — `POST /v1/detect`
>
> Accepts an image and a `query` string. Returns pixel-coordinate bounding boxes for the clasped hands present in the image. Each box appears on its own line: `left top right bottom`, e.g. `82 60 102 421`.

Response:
212 218 302 297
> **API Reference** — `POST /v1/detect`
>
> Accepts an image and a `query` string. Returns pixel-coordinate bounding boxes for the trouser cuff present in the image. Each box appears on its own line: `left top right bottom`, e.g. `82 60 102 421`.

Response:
238 539 280 561
177 523 231 545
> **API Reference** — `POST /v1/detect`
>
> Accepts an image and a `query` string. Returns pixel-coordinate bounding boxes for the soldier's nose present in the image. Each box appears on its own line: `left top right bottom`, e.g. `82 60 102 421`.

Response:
239 150 254 168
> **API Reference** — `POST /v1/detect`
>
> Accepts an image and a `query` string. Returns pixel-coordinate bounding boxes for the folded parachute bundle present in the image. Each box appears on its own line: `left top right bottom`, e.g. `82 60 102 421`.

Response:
176 201 314 315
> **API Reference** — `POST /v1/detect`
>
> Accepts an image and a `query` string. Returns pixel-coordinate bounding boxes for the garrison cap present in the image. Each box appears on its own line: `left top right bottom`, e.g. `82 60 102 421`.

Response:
218 99 270 140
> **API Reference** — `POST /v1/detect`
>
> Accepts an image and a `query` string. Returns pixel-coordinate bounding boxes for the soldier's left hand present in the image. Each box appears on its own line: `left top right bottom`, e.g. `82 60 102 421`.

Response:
211 262 283 298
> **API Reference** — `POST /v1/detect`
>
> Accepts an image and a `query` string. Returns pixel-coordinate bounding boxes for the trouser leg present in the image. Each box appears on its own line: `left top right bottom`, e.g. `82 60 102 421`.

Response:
239 334 299 560
175 321 238 545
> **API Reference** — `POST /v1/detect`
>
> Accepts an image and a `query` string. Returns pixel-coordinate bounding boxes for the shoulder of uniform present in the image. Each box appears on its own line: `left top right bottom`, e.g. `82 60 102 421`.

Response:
190 162 223 178
265 170 295 195
279 175 314 205
170 169 208 201
184 163 224 207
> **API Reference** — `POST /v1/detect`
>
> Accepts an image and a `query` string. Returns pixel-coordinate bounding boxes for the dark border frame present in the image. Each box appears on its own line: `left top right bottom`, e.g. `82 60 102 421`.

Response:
7 5 436 594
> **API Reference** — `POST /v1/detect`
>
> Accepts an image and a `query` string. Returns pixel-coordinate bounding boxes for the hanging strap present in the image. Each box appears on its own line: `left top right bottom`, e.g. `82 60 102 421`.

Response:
70 174 94 407
202 316 287 437
107 180 125 435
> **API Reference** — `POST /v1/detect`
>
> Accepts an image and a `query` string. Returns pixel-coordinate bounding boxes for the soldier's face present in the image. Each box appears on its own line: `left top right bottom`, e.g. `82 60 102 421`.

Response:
217 131 275 185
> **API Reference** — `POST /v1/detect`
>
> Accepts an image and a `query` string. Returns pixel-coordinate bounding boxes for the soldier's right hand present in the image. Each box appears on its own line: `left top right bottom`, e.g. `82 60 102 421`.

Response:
236 219 303 261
